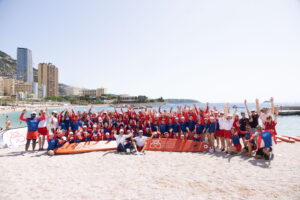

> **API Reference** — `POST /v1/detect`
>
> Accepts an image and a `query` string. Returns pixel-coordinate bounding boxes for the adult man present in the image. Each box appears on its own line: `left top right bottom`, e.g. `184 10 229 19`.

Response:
239 112 249 147
20 109 45 151
114 129 133 153
133 130 154 154
5 116 11 130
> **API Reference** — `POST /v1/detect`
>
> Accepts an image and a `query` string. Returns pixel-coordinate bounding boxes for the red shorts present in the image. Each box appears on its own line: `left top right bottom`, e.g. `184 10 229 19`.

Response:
224 130 232 139
215 130 224 137
27 131 38 140
234 144 242 151
137 146 144 152
38 127 48 136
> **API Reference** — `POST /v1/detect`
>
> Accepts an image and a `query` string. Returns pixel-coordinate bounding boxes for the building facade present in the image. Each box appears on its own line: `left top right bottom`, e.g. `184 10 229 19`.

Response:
3 78 16 96
82 89 96 96
96 87 107 96
17 48 33 82
38 63 59 97
15 82 33 96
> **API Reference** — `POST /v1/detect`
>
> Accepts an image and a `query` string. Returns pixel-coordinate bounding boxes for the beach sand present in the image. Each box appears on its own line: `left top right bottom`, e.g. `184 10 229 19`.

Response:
0 143 299 200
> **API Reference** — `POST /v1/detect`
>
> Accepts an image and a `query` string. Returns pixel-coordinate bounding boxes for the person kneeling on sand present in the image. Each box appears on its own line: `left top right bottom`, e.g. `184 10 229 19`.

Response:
133 130 154 154
253 125 274 160
114 129 133 153
228 127 242 154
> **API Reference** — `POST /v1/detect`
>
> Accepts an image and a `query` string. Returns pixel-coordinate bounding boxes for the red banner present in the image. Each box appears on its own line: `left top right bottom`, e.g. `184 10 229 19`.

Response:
145 139 209 152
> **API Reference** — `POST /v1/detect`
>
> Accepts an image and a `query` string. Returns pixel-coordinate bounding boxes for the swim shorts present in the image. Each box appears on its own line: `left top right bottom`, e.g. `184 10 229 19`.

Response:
27 131 38 140
38 127 48 136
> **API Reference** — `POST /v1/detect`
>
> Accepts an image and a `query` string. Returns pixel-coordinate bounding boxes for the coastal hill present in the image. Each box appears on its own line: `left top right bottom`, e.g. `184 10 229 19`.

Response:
165 99 200 104
0 50 17 78
0 50 38 79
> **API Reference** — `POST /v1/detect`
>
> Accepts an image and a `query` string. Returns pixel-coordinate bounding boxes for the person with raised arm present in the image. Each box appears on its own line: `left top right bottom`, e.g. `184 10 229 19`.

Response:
20 109 46 151
133 130 155 154
114 129 133 153
244 99 259 133
256 99 278 135
37 107 49 150
222 105 237 153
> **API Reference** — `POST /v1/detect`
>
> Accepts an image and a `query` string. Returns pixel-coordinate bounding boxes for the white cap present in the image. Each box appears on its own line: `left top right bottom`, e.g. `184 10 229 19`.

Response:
93 125 97 128
127 129 131 133
251 109 256 112
105 132 110 135
220 111 224 114
62 136 66 140
209 116 214 119
139 130 143 133
227 114 232 117
235 113 239 116
175 117 179 120
31 111 37 115
154 132 157 135
181 116 185 119
53 111 58 114
120 129 124 132
83 125 87 128
69 132 74 135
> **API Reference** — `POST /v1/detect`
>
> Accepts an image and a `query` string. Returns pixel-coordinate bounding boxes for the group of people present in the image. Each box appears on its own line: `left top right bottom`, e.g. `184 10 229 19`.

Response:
19 98 278 160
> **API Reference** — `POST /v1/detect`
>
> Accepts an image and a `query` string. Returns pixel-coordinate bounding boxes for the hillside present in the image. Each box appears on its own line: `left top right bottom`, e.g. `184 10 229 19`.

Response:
0 51 17 78
165 99 200 104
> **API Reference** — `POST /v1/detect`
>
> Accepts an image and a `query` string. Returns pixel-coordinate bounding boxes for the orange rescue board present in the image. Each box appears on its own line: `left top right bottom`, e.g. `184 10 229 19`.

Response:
276 136 295 143
145 138 209 152
286 136 300 142
55 141 117 154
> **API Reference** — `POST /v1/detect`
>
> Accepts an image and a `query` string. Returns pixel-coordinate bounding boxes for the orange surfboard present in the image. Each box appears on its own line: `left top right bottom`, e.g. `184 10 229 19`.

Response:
145 138 209 152
55 140 117 154
286 136 300 142
276 136 295 143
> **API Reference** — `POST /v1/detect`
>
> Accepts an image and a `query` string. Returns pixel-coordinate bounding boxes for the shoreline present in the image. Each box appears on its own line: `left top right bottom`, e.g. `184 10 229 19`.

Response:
0 102 166 113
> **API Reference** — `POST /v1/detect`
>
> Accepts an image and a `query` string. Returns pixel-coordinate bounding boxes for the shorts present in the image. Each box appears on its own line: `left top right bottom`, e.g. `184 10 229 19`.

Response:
224 130 232 139
238 133 245 138
38 127 48 136
215 130 224 137
137 146 144 152
27 131 38 140
256 147 272 156
234 144 242 151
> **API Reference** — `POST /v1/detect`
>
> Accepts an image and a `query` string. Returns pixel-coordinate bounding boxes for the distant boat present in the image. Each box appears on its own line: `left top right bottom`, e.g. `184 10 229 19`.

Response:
263 100 271 103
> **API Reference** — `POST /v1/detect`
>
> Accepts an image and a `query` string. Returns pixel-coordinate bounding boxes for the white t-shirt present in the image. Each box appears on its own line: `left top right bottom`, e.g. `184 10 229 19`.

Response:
114 133 132 145
135 136 148 147
38 117 49 128
220 118 234 130
254 132 265 148
51 117 59 129
218 118 225 129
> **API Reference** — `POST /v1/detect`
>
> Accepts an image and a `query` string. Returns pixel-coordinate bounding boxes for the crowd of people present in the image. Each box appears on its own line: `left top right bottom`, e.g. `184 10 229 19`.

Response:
19 98 278 159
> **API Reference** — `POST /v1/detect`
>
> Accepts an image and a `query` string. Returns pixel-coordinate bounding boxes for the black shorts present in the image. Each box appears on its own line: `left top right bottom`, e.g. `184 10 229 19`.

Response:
238 133 245 138
256 147 272 156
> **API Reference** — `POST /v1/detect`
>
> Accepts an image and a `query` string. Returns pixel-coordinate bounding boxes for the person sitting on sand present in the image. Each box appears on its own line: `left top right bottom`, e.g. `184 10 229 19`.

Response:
114 129 133 153
133 130 155 154
241 125 257 157
19 109 45 151
47 132 56 156
228 127 242 154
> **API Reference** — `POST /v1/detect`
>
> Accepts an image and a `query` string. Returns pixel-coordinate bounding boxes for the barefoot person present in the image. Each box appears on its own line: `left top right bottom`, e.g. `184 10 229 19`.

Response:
114 129 133 153
38 108 49 150
19 109 45 151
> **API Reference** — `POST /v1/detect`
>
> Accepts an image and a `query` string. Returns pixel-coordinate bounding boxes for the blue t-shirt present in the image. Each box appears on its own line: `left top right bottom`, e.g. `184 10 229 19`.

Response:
209 123 216 133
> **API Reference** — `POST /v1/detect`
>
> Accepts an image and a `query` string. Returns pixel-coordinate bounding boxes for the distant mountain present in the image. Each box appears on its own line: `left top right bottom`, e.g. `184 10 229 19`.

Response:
0 50 17 78
59 83 69 96
165 99 200 104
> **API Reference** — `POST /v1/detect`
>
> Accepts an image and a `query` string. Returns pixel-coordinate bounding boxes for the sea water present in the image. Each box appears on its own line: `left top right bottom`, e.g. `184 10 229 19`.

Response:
0 102 299 136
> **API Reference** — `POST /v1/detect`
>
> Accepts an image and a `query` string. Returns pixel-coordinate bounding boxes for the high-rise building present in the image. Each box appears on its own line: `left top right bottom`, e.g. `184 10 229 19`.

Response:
3 78 16 96
17 48 33 82
82 89 96 96
38 63 58 97
96 87 108 96
15 82 33 96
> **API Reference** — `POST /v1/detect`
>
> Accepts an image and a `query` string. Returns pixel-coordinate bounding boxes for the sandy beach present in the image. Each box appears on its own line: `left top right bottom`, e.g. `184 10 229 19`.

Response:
0 143 299 200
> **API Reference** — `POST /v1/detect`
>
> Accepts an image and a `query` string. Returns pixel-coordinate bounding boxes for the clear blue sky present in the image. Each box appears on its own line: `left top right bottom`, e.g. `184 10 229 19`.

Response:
1 0 300 102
